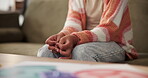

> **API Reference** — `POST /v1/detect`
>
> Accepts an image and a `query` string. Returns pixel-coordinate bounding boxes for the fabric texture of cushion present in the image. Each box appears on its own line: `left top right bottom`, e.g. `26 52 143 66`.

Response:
0 43 43 56
0 28 23 42
127 58 148 66
0 12 20 28
128 0 148 53
22 0 68 43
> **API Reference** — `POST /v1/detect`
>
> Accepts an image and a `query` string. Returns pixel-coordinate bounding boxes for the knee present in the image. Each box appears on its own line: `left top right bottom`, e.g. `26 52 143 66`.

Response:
72 44 90 60
37 44 52 57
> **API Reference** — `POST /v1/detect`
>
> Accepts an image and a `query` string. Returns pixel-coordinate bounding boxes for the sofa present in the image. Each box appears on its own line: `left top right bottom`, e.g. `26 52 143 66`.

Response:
0 0 148 66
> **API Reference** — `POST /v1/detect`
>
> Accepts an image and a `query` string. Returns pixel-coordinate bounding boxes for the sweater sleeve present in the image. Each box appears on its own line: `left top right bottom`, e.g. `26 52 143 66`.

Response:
60 0 86 35
71 0 131 44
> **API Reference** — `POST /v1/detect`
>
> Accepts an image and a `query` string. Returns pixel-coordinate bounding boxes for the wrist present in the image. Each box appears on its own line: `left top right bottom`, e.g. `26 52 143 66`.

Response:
71 34 80 46
58 32 65 36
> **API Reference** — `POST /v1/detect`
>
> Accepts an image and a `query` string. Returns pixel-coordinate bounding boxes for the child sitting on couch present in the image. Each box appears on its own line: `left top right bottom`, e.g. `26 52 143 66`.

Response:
37 0 138 62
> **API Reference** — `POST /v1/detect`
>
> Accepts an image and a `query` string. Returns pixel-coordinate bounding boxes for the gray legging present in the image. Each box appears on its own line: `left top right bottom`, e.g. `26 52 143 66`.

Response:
37 42 125 62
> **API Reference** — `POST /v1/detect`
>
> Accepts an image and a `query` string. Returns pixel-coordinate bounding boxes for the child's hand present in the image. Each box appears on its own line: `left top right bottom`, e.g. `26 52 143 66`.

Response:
45 32 65 53
56 34 79 59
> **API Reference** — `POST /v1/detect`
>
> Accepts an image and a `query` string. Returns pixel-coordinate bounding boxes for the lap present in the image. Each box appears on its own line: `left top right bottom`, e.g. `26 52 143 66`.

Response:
37 42 125 62
72 42 125 62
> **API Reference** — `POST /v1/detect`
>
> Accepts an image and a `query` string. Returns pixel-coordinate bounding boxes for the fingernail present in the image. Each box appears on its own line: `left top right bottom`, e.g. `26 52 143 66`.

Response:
56 49 59 52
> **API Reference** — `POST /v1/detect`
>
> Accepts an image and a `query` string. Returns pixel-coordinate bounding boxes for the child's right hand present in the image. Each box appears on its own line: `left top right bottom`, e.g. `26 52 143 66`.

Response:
56 34 80 59
45 32 65 53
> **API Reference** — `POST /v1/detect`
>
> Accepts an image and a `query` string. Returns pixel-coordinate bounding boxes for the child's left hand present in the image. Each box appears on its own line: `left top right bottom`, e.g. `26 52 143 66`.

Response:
56 34 79 59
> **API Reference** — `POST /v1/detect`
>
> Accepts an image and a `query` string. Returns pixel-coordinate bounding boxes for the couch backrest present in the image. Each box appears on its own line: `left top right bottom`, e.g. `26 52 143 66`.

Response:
128 0 148 53
22 0 148 53
22 0 68 43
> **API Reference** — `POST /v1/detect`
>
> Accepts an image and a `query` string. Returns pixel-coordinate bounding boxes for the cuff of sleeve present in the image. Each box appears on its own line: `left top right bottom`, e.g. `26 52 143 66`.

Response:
71 32 90 44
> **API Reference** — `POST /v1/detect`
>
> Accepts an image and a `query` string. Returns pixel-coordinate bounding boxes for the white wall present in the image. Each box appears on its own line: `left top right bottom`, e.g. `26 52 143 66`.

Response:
0 0 15 11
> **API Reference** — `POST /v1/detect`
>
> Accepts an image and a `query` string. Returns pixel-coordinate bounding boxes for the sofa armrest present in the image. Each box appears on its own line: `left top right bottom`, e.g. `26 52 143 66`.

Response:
125 53 148 66
138 53 148 59
0 11 23 42
0 11 20 28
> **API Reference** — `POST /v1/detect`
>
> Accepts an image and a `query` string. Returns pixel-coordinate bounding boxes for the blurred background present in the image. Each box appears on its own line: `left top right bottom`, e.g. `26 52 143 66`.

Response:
0 0 25 26
0 0 24 12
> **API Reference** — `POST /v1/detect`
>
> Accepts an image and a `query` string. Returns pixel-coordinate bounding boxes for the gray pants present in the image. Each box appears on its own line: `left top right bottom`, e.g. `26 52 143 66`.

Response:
37 42 125 62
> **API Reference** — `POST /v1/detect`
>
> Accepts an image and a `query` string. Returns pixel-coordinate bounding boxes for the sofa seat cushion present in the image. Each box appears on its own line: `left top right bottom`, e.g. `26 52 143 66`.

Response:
0 43 43 56
127 58 148 66
0 28 23 42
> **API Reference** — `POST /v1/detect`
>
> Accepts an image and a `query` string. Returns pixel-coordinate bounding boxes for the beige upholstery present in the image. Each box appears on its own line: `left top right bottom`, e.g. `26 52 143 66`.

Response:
129 0 148 53
0 12 23 42
22 0 68 43
0 28 23 42
0 43 43 56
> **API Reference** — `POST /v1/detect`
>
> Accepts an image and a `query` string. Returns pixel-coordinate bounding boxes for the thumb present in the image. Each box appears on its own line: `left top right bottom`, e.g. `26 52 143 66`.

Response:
56 42 70 51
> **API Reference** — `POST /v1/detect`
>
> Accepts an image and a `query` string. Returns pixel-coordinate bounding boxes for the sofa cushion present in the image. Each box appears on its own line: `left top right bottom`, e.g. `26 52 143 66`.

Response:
127 58 148 66
0 12 20 28
128 0 148 53
0 43 43 56
22 0 68 43
0 28 23 42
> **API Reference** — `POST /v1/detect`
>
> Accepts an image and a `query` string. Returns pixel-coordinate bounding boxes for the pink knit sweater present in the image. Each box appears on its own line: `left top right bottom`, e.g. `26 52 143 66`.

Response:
60 0 138 59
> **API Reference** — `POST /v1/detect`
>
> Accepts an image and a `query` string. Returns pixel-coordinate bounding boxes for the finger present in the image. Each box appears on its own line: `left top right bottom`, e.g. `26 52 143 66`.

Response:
48 41 57 46
54 47 60 53
48 46 56 50
57 33 65 42
49 47 58 53
58 37 66 44
59 54 72 59
52 50 58 53
49 46 60 53
56 41 71 50
59 48 72 57
57 36 61 42
45 35 57 44
45 37 54 44
45 38 50 44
